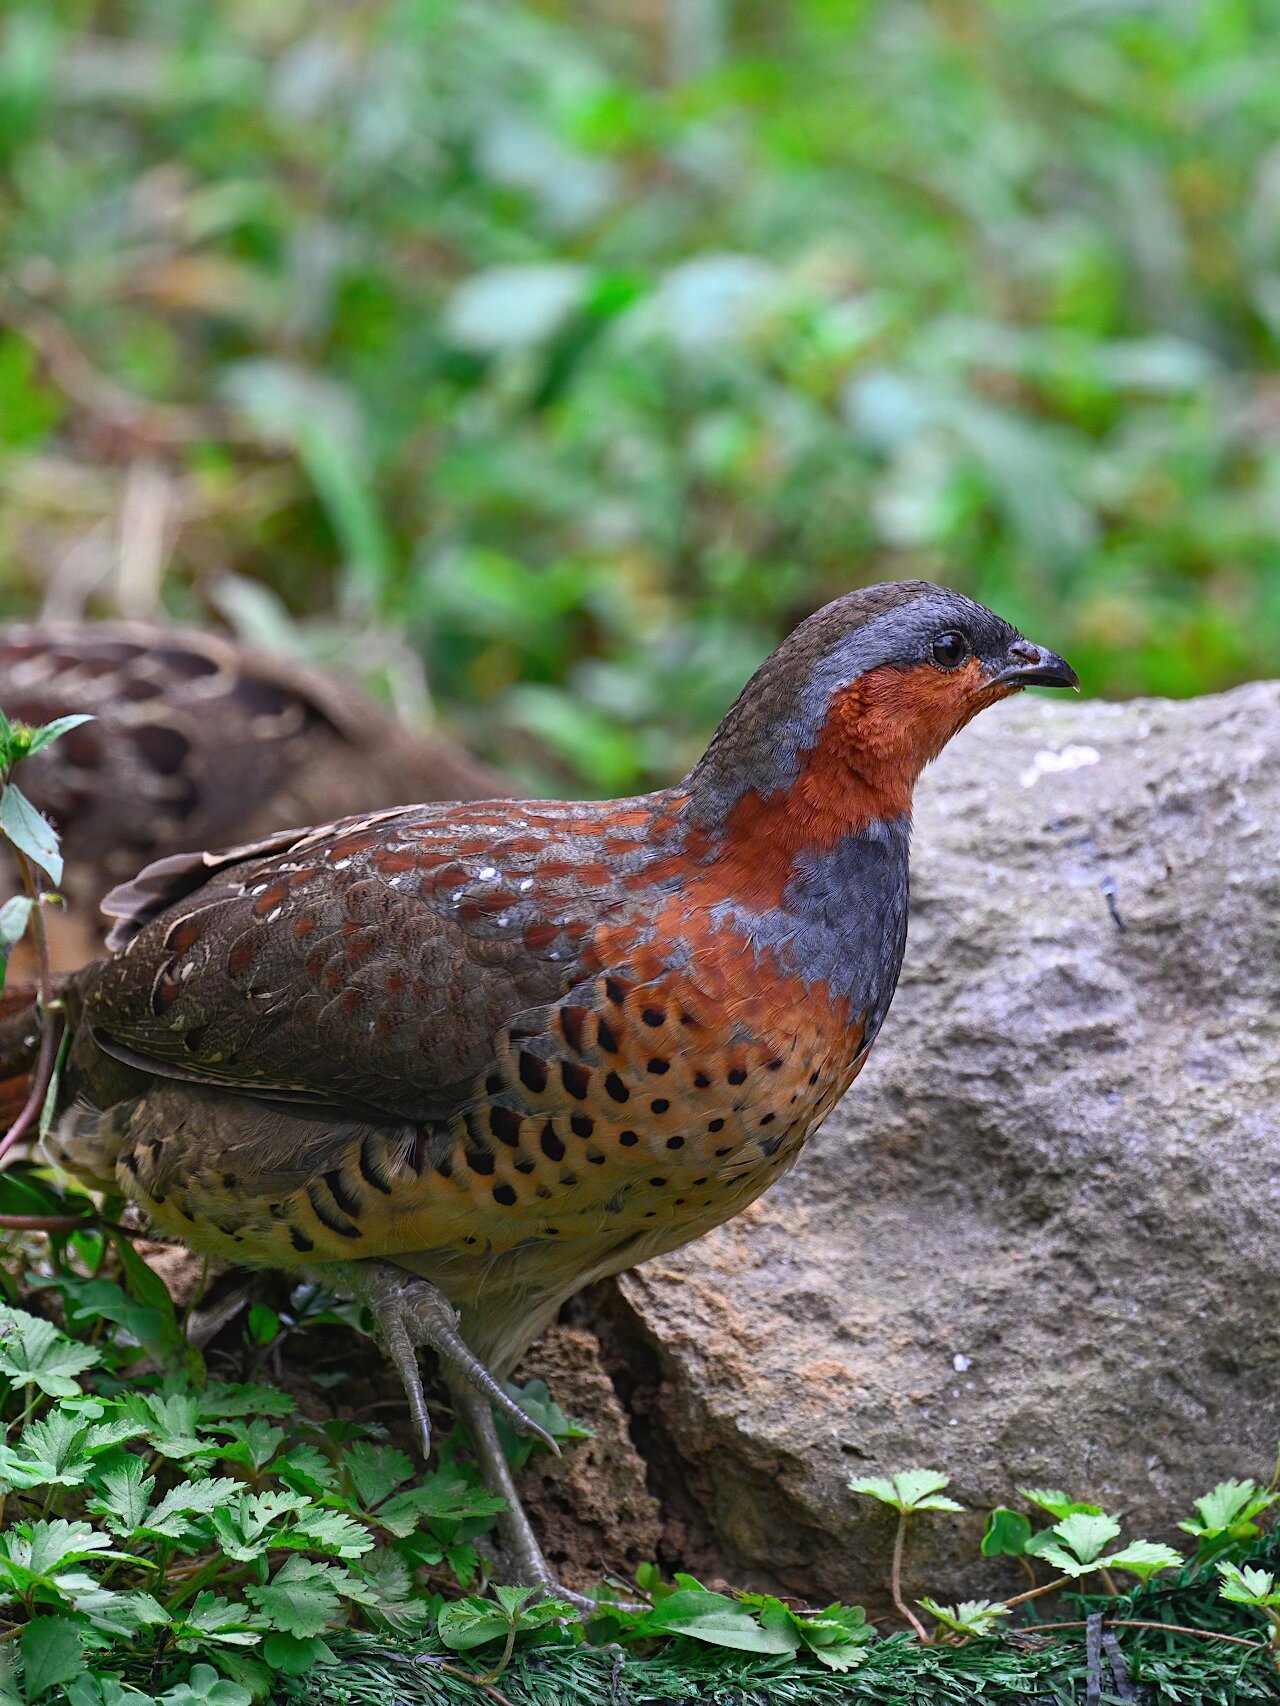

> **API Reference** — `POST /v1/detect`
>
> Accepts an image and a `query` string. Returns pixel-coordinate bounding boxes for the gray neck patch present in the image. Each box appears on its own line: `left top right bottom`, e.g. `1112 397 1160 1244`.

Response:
710 814 912 1031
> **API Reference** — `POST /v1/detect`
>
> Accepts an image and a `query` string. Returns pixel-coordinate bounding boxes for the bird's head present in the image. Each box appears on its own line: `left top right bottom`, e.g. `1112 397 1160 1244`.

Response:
686 580 1078 838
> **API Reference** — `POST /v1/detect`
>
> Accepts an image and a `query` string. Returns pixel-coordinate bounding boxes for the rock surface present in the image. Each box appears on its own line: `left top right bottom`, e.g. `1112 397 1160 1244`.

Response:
607 682 1280 1604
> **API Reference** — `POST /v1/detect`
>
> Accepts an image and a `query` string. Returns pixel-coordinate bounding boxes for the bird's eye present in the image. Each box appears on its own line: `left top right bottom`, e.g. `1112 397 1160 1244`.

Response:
931 631 970 669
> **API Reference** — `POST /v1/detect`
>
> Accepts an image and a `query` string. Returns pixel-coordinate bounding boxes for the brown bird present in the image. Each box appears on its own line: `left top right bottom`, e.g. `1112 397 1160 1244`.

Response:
20 582 1076 1594
0 620 505 966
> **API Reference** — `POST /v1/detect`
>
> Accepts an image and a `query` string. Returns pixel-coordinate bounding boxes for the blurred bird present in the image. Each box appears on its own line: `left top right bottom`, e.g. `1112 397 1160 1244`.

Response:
8 582 1077 1594
0 621 505 969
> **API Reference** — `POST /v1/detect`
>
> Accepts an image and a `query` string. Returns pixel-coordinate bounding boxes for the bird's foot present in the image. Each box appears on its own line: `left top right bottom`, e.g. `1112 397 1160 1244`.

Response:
338 1260 558 1462
444 1369 642 1615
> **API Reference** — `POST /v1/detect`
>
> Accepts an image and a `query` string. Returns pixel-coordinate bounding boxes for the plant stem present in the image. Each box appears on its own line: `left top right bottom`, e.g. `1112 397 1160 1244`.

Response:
0 848 63 1168
891 1510 929 1641
1002 1574 1072 1609
0 1213 89 1231
1024 1617 1264 1650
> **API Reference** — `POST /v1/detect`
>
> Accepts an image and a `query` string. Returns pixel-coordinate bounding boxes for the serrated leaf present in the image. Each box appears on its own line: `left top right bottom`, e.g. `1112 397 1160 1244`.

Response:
215 1419 285 1471
88 1456 155 1535
1032 1542 1097 1578
1047 1511 1122 1566
275 1444 337 1494
1180 1478 1277 1538
171 1592 266 1651
0 784 62 885
1217 1561 1280 1606
1098 1540 1183 1580
20 1615 84 1697
1020 1487 1103 1520
344 1440 414 1509
73 1585 168 1637
849 1469 962 1512
920 1597 1009 1636
244 1557 344 1639
209 1489 312 1561
437 1597 510 1651
286 1506 373 1559
0 1306 100 1397
374 1474 505 1538
198 1383 297 1420
142 1476 245 1541
2 1519 114 1576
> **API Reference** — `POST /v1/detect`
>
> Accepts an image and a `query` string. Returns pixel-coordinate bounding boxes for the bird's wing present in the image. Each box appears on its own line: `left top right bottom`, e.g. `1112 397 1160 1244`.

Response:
78 793 686 1122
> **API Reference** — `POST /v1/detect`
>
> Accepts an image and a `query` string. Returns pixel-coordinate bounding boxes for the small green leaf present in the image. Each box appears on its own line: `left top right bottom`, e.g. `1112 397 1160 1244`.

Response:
25 715 95 757
246 1303 279 1347
1217 1561 1280 1607
1180 1479 1278 1540
1097 1540 1183 1581
982 1506 1034 1557
645 1589 801 1653
1046 1511 1122 1567
0 1305 100 1397
437 1597 512 1651
0 894 32 985
1020 1488 1103 1520
343 1440 414 1509
0 784 62 885
919 1597 1010 1637
850 1469 963 1513
20 1615 85 1697
261 1632 335 1675
155 1661 255 1706
245 1558 344 1639
170 1592 266 1651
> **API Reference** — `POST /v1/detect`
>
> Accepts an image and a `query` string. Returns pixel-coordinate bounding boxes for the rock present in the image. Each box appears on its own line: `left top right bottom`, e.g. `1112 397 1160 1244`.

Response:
516 1324 663 1591
609 682 1280 1605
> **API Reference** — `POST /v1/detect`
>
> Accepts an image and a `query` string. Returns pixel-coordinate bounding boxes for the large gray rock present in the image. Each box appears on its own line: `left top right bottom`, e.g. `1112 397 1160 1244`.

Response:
610 682 1280 1604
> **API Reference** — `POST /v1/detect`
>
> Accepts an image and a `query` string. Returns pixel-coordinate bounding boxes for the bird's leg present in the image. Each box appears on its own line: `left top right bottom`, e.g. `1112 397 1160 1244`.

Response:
444 1368 603 1615
339 1261 558 1460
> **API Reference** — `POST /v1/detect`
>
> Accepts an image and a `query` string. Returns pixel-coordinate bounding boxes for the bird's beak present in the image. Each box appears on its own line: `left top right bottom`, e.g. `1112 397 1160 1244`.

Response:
989 640 1080 692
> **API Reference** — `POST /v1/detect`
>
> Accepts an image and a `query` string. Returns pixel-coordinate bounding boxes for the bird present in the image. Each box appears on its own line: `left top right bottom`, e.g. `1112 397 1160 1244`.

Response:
13 580 1076 1595
0 620 506 968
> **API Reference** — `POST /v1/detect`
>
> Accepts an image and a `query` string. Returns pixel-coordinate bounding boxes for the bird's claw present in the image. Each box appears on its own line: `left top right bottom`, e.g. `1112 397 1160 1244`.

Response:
339 1261 558 1460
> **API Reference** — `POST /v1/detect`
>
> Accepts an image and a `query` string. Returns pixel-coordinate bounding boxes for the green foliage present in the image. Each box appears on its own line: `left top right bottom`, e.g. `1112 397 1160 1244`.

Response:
848 1469 963 1515
3 1 1280 796
0 1297 513 1700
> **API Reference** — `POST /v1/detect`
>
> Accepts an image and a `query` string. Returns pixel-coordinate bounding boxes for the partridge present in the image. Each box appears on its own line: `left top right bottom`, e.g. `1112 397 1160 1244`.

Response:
22 581 1076 1592
0 621 504 962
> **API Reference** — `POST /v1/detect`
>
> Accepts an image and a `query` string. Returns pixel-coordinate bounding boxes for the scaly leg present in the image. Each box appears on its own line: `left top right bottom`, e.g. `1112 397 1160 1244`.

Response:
335 1262 637 1611
337 1260 558 1461
443 1369 588 1606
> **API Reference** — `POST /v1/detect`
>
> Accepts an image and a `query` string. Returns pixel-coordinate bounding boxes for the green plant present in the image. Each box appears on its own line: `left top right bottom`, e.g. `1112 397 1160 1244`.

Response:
0 1298 519 1701
848 1470 962 1638
1217 1561 1280 1658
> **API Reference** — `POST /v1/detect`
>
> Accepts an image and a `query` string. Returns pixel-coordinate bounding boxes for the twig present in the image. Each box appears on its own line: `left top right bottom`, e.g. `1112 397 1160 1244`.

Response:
0 1213 88 1232
891 1509 929 1641
0 850 63 1169
1022 1617 1265 1651
1002 1573 1073 1609
433 1660 519 1706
